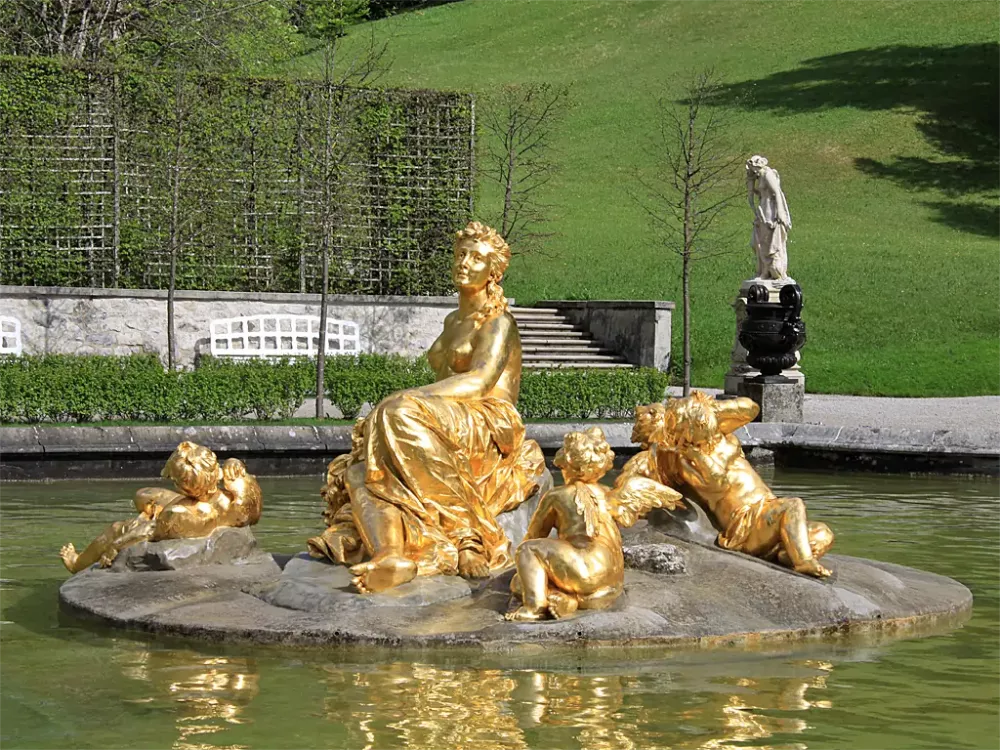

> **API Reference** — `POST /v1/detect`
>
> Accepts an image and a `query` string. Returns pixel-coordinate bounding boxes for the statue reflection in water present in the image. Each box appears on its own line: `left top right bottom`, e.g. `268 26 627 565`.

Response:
317 659 833 750
114 647 259 750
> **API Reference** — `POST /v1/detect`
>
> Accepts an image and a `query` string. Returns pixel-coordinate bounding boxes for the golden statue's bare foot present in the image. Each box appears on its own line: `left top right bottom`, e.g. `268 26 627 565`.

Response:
59 544 79 573
795 558 832 578
546 591 579 619
350 556 417 593
505 606 547 622
458 549 490 579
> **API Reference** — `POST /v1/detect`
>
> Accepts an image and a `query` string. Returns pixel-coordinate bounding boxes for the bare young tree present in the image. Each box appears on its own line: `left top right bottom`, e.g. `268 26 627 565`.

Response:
307 28 389 418
633 70 744 395
480 82 570 252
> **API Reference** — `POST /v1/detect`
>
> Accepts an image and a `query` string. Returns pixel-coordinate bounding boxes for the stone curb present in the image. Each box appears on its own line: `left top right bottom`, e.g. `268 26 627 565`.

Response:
733 423 1000 457
3 421 996 474
2 422 997 456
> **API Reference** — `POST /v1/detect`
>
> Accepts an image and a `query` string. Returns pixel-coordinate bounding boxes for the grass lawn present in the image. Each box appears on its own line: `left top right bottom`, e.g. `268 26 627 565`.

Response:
292 0 998 396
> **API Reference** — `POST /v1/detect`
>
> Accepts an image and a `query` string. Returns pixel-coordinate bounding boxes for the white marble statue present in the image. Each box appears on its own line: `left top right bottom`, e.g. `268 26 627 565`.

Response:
746 155 791 280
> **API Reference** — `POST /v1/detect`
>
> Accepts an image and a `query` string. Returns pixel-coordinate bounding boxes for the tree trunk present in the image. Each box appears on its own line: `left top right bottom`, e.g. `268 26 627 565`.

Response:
682 252 691 397
167 93 183 373
682 177 693 395
315 44 336 419
501 126 515 238
315 237 329 418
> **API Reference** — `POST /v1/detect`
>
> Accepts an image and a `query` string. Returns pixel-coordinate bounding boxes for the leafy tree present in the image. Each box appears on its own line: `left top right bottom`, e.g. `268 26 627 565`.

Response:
0 1 371 71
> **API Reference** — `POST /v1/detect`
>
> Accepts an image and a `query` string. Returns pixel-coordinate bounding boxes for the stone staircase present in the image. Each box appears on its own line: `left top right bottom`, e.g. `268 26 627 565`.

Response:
510 306 633 370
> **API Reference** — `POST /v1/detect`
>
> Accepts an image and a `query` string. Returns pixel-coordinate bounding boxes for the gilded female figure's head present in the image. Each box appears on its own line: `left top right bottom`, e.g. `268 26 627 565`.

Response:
163 441 222 498
453 221 511 319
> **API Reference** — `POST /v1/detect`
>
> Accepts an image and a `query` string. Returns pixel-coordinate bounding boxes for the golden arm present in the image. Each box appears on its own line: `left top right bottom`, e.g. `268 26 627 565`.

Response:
523 492 558 541
713 397 760 435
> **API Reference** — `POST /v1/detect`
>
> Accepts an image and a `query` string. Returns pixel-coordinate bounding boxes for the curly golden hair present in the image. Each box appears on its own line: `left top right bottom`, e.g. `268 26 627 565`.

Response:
162 441 221 499
555 426 615 483
661 391 720 448
632 402 668 447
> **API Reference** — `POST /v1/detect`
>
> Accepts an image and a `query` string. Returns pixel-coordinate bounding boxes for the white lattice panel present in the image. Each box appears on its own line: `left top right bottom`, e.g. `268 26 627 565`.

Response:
0 316 22 356
209 315 359 358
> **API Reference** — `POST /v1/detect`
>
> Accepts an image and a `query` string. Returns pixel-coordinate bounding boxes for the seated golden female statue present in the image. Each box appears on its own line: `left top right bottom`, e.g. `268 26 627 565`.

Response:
59 441 262 574
307 222 545 593
506 427 683 621
653 392 834 577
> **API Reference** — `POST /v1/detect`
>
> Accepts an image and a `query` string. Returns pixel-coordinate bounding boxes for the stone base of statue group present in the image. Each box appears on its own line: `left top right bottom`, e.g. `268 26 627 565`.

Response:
725 277 805 422
58 514 972 650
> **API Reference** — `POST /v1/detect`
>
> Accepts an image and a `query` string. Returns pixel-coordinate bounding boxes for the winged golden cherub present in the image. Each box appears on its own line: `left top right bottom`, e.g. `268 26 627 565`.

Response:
59 441 262 574
506 426 684 622
306 417 368 565
653 392 834 577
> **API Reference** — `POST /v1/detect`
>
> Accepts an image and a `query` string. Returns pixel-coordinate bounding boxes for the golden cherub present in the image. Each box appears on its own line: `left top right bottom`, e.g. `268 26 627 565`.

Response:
306 418 367 565
614 401 667 488
506 427 683 622
59 441 262 573
653 392 834 577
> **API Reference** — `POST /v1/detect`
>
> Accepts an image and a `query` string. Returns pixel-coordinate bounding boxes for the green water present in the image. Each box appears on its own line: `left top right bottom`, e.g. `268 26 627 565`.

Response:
1 469 997 750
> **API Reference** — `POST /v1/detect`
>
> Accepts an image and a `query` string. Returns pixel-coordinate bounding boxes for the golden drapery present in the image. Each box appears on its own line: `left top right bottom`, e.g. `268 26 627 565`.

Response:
309 392 544 577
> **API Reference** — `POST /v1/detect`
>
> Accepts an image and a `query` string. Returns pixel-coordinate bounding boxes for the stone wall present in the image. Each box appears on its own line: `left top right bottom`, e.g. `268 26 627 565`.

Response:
540 300 674 371
0 286 456 368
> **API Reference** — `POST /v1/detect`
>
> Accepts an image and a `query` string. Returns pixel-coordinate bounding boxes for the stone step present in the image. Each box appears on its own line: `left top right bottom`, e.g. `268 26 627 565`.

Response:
510 307 563 318
516 321 577 331
523 352 628 363
519 329 590 340
520 334 593 345
524 361 636 370
522 344 612 354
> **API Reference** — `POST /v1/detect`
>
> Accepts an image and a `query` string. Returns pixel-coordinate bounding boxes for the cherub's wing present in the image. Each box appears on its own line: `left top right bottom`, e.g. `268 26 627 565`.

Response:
608 475 684 528
573 484 601 538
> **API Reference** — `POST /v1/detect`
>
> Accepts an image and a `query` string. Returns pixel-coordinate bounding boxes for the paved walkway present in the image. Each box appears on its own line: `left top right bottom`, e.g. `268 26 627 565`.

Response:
667 388 1000 434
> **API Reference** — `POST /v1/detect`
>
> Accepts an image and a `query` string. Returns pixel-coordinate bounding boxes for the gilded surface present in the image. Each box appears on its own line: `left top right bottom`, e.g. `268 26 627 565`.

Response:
307 222 545 593
59 441 262 573
652 392 834 577
507 427 683 621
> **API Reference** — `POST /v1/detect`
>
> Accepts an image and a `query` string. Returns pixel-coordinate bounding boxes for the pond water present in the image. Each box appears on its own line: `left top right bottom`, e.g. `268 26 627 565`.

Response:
1 468 997 750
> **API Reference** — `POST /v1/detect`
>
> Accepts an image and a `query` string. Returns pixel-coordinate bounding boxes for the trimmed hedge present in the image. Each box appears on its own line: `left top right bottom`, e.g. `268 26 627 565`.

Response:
0 354 670 423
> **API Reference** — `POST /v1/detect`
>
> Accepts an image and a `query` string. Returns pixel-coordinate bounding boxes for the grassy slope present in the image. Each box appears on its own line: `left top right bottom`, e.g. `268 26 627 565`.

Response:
300 0 999 396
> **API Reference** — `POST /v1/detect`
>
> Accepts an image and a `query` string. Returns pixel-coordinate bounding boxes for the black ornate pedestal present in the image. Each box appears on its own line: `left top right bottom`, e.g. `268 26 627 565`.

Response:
737 284 806 421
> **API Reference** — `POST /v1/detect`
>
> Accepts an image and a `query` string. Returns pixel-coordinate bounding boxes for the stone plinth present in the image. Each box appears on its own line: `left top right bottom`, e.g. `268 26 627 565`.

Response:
738 377 805 423
111 526 272 572
725 278 804 394
59 531 972 650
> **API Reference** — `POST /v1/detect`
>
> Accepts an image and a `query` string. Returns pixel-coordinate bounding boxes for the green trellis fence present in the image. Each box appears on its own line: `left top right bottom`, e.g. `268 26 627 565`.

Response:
0 57 474 296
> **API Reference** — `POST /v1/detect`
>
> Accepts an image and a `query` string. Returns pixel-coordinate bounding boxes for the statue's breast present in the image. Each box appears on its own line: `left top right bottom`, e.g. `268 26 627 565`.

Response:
446 320 479 372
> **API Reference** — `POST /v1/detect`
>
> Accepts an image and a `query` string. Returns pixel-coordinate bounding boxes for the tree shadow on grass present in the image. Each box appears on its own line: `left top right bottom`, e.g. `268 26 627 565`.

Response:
707 43 999 237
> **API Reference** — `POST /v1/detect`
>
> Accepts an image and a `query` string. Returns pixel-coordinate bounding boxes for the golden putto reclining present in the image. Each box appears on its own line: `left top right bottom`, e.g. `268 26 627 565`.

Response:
308 222 545 593
646 392 834 577
60 441 262 573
